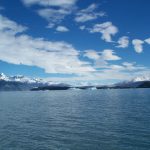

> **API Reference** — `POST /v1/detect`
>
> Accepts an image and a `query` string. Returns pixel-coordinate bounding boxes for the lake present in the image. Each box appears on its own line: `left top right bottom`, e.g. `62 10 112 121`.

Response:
0 89 150 150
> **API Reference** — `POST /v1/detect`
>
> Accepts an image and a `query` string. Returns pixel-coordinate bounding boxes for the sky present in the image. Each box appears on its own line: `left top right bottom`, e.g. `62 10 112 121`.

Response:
0 0 150 84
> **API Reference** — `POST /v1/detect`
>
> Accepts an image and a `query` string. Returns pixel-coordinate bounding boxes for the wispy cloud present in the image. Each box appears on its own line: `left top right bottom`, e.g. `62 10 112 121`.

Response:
75 3 106 23
89 22 118 42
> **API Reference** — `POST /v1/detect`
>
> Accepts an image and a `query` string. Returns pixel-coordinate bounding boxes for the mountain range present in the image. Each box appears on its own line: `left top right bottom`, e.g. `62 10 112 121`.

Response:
0 73 69 91
0 73 150 91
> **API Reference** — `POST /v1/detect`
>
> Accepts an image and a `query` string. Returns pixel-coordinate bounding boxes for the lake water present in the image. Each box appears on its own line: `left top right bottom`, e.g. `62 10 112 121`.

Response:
0 89 150 150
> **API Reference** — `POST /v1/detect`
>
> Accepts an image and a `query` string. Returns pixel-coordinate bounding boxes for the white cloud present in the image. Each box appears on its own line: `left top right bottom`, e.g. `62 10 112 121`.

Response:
84 49 121 61
109 65 124 70
89 22 118 42
22 0 77 28
84 50 108 68
108 62 146 72
0 14 95 75
37 8 71 27
123 62 135 68
122 62 145 71
75 4 106 23
84 49 121 69
122 62 137 70
22 0 77 8
56 26 69 32
0 14 149 83
101 49 121 61
145 38 150 44
84 50 100 60
78 41 148 83
117 36 129 48
132 39 144 53
0 15 27 34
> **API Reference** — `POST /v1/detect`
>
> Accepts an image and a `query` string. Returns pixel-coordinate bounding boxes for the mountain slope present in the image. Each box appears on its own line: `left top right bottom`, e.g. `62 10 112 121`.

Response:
0 73 150 91
113 76 150 89
0 73 48 91
0 73 72 91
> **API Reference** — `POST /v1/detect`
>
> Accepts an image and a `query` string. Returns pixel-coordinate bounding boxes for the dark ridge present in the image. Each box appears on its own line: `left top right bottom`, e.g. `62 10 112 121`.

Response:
138 81 150 88
31 86 71 91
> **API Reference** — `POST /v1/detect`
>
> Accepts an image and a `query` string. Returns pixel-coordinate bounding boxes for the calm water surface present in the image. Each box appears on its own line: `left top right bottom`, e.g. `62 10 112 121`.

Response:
0 89 150 150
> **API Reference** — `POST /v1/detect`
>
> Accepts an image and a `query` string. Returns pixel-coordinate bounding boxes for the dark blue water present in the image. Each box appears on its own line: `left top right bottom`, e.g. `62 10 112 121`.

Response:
0 89 150 150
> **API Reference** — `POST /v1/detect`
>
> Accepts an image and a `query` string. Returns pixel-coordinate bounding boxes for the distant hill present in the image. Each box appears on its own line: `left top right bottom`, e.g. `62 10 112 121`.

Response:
137 81 150 88
0 73 51 91
0 73 150 91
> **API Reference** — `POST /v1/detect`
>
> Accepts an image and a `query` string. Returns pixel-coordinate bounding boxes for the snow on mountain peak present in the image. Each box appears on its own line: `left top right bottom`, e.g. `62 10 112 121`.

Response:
0 73 43 83
0 73 9 80
0 73 64 85
132 76 150 82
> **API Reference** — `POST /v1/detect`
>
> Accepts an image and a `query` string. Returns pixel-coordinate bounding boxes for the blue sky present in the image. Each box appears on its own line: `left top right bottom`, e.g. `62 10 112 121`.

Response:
0 0 150 84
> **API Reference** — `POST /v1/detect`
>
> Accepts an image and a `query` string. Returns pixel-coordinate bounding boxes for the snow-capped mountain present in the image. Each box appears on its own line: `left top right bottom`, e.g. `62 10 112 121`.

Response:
1 73 150 91
0 73 44 83
0 73 9 81
0 73 72 91
131 76 150 82
0 73 52 91
113 75 150 88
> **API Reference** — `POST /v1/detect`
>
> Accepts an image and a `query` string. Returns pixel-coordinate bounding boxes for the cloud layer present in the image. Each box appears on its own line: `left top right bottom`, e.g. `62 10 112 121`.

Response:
22 0 77 7
0 14 95 75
